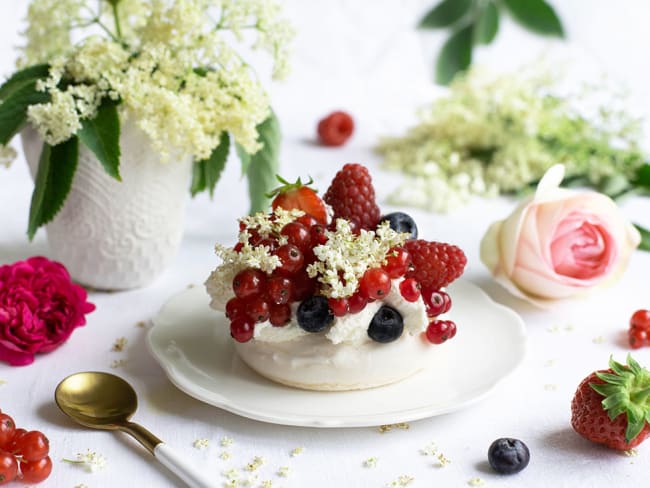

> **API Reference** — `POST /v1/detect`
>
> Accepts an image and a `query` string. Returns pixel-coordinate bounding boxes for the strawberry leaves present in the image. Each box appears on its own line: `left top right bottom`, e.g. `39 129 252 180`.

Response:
591 355 650 443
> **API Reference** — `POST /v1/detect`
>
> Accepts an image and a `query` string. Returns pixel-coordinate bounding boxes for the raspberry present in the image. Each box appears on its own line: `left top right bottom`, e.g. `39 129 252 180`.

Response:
317 111 354 146
324 163 381 230
404 240 466 290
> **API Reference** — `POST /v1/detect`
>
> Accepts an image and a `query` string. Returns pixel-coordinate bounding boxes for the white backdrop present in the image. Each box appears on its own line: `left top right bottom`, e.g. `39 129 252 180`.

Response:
1 2 650 487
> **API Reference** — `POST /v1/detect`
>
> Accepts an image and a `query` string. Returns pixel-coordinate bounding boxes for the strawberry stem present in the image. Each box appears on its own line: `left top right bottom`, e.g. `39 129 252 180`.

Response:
266 175 316 198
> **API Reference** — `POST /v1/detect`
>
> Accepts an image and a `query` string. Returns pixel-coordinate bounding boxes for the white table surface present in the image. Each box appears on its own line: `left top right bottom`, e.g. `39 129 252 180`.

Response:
1 1 650 487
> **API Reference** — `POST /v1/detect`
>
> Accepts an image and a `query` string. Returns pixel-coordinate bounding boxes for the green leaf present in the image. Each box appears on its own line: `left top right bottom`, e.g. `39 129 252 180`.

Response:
0 80 49 145
419 0 473 29
245 110 281 214
634 224 650 252
0 64 50 101
436 25 473 85
632 163 650 189
236 142 252 175
78 99 121 180
27 137 79 240
502 0 565 37
474 1 500 44
191 132 230 197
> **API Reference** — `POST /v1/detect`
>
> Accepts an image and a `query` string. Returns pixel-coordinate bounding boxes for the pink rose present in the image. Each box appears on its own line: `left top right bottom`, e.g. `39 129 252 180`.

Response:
480 165 640 306
0 256 95 366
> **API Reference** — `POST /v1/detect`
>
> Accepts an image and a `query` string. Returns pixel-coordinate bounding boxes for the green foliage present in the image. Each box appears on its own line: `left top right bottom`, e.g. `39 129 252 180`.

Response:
419 0 565 84
27 137 79 240
191 132 230 197
0 80 49 145
635 224 650 252
78 99 121 180
245 110 281 214
0 64 50 101
419 0 472 29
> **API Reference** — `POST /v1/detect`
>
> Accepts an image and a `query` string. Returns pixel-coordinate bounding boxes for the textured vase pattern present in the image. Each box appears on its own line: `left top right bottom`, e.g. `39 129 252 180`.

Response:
21 119 192 290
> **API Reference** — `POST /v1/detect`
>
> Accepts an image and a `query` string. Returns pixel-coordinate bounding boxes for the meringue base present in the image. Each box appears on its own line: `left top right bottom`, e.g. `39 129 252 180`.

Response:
234 332 439 391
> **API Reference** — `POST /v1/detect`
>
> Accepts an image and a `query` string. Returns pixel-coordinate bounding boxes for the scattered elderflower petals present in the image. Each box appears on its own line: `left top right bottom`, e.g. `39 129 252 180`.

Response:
376 66 645 213
544 384 559 391
75 484 89 488
136 320 149 328
261 481 273 488
245 456 266 471
378 422 410 433
420 442 438 456
290 447 304 457
307 220 408 298
110 359 127 368
0 145 17 167
468 477 486 487
0 379 6 386
592 336 606 344
436 453 451 467
220 451 232 460
111 337 128 352
193 438 209 449
277 466 291 477
64 450 107 472
387 475 415 487
223 467 240 480
220 436 235 447
363 457 378 468
544 359 557 367
623 448 639 457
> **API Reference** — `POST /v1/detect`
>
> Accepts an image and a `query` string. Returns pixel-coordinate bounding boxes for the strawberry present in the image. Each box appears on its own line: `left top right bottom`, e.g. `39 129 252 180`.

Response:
571 355 650 450
268 176 327 224
323 163 380 230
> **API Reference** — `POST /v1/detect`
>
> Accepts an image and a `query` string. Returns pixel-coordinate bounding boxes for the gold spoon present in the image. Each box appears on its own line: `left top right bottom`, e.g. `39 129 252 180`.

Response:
55 371 215 488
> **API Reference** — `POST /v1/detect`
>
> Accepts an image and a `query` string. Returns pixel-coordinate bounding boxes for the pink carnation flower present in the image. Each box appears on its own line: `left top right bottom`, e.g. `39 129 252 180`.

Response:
0 256 95 366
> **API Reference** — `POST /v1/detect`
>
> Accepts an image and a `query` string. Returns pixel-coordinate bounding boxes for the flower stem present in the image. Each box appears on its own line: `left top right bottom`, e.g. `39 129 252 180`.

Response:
112 2 123 40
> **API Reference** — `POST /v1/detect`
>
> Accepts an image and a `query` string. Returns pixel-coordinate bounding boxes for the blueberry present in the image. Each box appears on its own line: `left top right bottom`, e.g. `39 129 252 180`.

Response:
367 306 404 343
297 296 334 332
488 438 530 474
379 212 418 239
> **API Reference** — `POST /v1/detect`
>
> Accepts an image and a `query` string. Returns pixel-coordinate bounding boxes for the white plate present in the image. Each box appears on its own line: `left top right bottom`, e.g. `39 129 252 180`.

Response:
147 280 526 428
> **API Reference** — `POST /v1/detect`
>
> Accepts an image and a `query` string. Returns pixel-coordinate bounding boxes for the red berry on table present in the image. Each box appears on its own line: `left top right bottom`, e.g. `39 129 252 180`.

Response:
571 356 650 450
280 222 311 250
19 456 52 483
267 276 293 305
328 297 349 317
317 111 354 147
347 293 368 314
405 240 467 290
324 163 381 230
275 244 304 275
5 429 26 454
0 415 15 450
359 268 391 300
232 268 266 299
12 430 49 462
0 450 18 485
270 176 328 224
422 289 451 317
230 316 255 343
382 247 410 279
425 320 457 344
629 327 648 349
631 309 650 330
269 304 292 327
399 278 421 302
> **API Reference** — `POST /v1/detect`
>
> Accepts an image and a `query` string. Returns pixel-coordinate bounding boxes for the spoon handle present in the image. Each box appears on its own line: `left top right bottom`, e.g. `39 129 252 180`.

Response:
154 443 217 488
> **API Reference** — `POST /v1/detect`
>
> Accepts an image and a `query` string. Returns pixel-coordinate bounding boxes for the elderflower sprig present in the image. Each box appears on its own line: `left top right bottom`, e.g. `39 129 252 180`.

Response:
63 449 108 472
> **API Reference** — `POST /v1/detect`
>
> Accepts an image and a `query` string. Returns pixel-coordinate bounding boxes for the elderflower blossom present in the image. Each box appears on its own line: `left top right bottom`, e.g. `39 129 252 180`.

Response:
307 220 408 298
376 66 645 212
64 449 108 472
0 145 16 167
17 0 293 161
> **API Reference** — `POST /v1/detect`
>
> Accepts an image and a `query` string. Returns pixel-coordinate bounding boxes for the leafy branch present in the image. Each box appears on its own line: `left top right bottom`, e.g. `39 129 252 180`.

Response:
419 0 565 84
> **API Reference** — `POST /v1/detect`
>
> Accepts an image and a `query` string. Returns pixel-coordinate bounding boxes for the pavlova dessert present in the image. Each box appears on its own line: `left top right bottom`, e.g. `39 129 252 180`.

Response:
206 164 466 391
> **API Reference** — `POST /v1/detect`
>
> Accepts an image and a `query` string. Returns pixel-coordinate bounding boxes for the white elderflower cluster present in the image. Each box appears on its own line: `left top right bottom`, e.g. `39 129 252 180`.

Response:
0 145 17 167
307 220 408 299
18 0 294 161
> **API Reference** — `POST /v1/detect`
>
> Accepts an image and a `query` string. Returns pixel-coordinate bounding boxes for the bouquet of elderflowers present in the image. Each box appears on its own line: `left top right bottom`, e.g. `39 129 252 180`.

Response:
375 67 650 249
0 0 293 238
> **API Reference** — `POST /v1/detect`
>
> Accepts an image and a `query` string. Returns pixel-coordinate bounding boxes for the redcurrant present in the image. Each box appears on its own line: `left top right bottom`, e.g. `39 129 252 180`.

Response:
425 320 457 344
422 288 451 317
269 304 292 327
281 222 311 250
0 450 17 485
292 271 317 301
359 268 391 300
0 415 15 450
275 244 304 275
630 309 650 330
629 327 648 349
382 247 410 279
230 316 255 343
20 456 52 483
247 296 271 323
328 297 349 317
347 293 368 314
225 297 246 320
297 214 319 228
12 430 49 462
267 276 293 305
399 278 421 302
232 268 266 299
310 224 328 245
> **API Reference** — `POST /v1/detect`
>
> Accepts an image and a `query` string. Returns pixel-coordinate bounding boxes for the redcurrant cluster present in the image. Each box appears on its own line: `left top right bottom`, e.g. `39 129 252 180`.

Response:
0 410 51 485
227 216 323 342
628 309 650 349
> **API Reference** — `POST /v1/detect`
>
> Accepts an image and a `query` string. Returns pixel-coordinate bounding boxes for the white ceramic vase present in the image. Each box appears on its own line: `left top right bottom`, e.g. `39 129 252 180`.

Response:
21 119 192 290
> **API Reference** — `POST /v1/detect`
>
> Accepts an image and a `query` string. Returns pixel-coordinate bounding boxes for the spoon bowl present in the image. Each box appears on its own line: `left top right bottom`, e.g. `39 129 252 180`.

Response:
55 371 138 429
